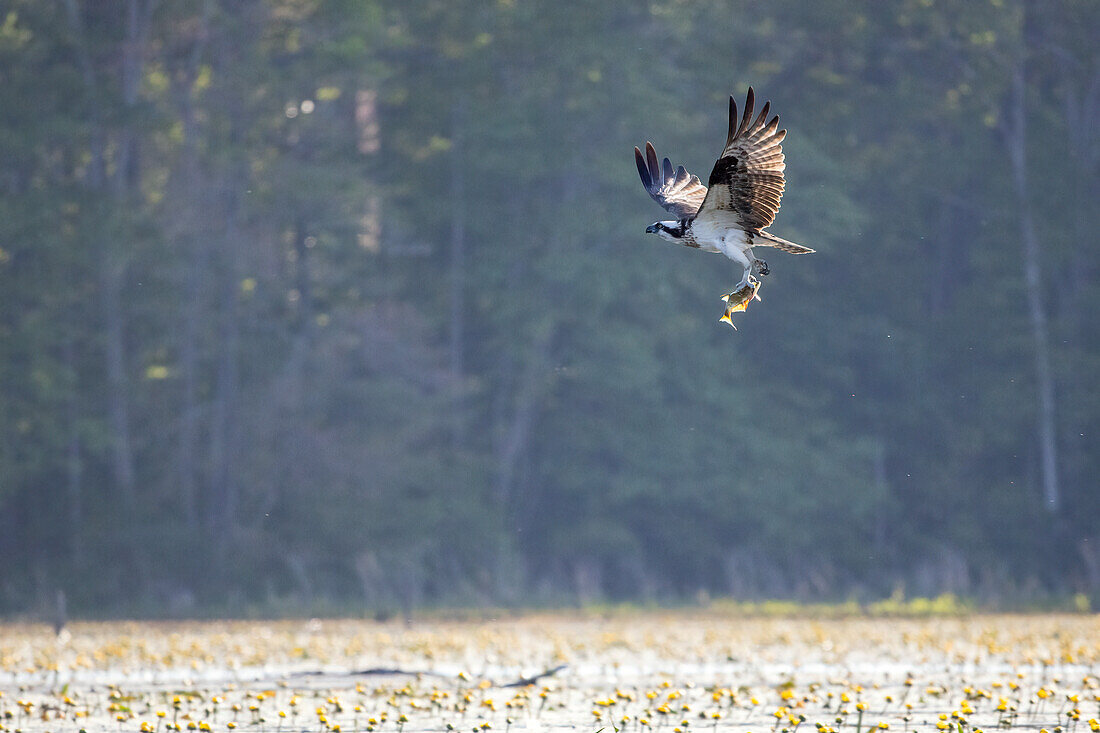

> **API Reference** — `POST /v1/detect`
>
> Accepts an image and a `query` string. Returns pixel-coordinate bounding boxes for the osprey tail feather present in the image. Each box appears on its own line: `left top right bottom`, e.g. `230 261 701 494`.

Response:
754 230 814 254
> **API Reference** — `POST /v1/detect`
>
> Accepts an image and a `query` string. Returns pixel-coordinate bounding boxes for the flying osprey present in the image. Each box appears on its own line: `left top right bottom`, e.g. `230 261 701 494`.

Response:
635 87 813 326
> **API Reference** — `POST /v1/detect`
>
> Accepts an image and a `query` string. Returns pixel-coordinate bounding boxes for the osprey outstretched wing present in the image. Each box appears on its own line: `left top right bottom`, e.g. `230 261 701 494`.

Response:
635 87 814 327
634 142 707 221
696 87 786 232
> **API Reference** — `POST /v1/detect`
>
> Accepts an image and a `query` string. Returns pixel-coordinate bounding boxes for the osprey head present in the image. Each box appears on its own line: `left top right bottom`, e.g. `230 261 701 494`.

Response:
646 220 682 241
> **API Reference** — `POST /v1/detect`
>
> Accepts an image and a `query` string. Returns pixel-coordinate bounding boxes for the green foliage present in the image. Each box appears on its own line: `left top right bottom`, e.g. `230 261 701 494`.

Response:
0 0 1097 615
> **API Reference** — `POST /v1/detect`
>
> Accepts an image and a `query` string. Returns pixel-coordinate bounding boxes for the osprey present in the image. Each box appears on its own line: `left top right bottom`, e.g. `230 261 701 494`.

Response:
635 87 813 326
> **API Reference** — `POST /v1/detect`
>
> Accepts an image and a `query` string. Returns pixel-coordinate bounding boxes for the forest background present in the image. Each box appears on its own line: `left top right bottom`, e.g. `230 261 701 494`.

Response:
1 0 1098 617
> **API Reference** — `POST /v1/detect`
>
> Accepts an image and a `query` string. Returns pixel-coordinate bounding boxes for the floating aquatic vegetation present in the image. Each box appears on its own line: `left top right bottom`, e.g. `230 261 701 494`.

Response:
0 614 1097 732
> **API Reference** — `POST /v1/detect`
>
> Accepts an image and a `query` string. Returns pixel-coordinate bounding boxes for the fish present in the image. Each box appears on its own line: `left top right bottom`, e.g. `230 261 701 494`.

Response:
718 278 762 329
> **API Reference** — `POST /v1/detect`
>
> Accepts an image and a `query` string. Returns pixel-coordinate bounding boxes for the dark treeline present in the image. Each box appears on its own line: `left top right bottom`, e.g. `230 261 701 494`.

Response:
1 0 1098 616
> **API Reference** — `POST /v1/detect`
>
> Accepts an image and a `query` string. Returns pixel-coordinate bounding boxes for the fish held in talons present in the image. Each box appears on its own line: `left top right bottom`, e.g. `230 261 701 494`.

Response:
718 278 761 328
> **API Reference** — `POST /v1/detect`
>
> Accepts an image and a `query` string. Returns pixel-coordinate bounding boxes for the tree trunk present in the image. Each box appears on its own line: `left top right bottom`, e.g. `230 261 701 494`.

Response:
1002 60 1060 513
100 0 158 512
64 335 83 563
449 98 467 384
449 98 469 446
493 326 555 508
177 236 203 529
173 0 213 530
207 188 242 555
204 22 249 571
65 0 143 512
100 253 136 511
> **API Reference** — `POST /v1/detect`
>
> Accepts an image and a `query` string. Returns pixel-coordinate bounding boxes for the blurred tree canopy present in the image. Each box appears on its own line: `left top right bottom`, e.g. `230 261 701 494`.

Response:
0 0 1098 615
